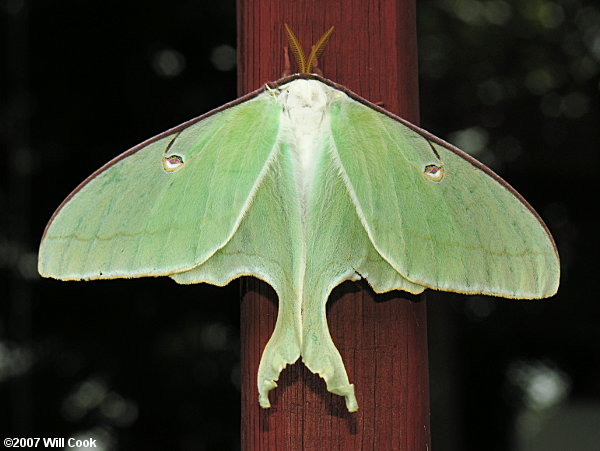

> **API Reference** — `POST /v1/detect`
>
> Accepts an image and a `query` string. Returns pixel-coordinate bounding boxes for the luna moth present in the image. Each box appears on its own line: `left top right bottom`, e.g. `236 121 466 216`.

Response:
38 25 560 413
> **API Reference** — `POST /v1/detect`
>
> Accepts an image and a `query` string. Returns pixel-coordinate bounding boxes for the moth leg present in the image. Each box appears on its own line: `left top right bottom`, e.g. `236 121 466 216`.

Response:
310 46 324 76
282 46 292 77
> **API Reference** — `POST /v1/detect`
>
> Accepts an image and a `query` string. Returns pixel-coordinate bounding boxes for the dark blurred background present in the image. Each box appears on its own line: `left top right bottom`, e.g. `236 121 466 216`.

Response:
1 0 598 449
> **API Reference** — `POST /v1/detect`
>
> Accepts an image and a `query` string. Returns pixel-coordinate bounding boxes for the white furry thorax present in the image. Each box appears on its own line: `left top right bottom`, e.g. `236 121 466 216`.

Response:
275 79 346 193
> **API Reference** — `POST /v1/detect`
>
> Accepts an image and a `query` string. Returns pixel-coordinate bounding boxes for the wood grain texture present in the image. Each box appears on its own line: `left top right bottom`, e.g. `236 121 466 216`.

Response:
238 0 430 449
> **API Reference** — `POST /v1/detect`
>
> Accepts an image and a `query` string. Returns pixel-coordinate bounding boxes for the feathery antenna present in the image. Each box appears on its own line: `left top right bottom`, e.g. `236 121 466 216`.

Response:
284 24 334 74
306 26 334 73
284 24 307 73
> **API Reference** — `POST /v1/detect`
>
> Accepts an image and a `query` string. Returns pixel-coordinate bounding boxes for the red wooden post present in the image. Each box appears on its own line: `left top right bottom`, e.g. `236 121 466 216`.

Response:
238 1 431 449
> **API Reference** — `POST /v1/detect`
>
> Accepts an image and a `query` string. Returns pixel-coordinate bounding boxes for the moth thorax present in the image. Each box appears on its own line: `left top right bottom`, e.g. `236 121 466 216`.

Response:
280 80 328 132
279 80 330 192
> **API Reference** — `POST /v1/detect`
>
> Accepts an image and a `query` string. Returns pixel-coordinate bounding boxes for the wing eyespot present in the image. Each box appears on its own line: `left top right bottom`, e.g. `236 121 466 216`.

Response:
162 155 185 172
423 164 444 182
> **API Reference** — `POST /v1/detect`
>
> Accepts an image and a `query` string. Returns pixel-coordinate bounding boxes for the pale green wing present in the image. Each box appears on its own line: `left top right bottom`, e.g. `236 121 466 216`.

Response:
329 95 559 299
296 126 423 413
39 92 281 280
172 140 304 408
